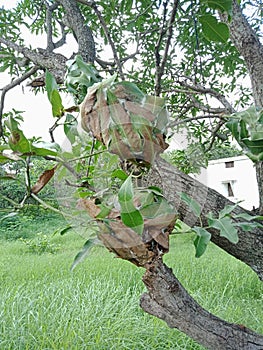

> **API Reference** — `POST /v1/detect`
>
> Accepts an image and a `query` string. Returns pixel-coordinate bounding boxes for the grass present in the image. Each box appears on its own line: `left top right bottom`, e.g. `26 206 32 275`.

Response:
0 212 262 349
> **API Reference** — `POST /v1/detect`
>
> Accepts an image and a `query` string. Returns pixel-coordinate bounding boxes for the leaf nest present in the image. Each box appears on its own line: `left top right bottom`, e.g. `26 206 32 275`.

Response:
77 196 177 267
80 79 169 166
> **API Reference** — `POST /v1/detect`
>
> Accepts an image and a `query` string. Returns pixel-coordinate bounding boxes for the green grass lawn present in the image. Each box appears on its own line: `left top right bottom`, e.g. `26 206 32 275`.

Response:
0 212 262 349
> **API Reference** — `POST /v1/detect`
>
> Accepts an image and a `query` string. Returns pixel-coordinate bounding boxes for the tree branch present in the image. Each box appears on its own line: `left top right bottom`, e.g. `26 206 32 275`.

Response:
170 114 225 128
220 0 263 214
140 259 263 350
88 1 124 80
56 0 95 64
179 80 236 114
155 0 179 96
44 1 59 51
144 157 263 280
0 37 67 83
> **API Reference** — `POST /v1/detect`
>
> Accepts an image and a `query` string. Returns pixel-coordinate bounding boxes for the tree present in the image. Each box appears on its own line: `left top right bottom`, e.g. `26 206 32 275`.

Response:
0 0 263 348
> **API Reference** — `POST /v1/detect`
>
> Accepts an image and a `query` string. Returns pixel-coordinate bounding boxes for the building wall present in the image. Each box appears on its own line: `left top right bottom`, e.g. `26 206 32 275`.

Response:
193 156 259 211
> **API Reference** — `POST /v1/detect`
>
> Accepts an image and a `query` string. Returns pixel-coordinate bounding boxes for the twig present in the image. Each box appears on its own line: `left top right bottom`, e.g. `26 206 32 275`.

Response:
0 66 39 138
54 20 67 49
89 1 125 80
44 1 58 51
95 47 140 70
25 156 32 196
0 194 21 209
155 0 179 96
30 192 74 218
48 119 60 143
180 80 236 113
204 119 226 153
188 94 226 114
170 114 225 127
126 1 155 24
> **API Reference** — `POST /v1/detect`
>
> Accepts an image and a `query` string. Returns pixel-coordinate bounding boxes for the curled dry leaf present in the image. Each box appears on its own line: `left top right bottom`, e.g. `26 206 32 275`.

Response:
99 221 155 267
76 198 101 218
143 213 177 251
31 165 57 194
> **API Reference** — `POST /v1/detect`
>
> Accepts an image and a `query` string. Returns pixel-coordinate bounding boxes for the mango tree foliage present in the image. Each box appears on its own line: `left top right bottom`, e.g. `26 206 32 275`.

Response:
0 1 263 349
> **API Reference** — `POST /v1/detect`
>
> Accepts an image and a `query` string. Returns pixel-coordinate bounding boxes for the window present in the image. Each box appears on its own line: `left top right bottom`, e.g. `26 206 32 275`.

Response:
227 182 234 197
222 181 235 198
225 161 234 168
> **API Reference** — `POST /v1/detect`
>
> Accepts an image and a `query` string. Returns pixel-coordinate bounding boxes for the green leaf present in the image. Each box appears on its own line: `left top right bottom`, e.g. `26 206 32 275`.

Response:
64 114 78 144
207 214 238 243
147 186 164 197
54 225 73 235
117 81 145 103
45 70 58 101
118 175 144 234
0 175 17 181
96 204 112 219
202 0 232 14
45 70 64 117
199 15 229 43
192 226 211 258
111 169 128 180
50 90 64 117
31 141 59 157
233 213 263 221
5 116 31 153
219 203 239 219
70 238 97 271
225 107 263 162
179 192 201 217
234 222 263 231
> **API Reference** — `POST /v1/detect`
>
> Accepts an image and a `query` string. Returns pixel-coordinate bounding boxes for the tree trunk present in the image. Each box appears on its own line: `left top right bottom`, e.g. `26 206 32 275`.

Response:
220 0 263 214
143 156 263 280
140 259 263 350
256 162 263 215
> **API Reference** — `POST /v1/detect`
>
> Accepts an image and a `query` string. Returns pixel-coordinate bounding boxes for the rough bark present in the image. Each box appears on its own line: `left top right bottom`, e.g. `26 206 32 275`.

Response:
0 37 67 82
97 217 263 350
220 0 263 214
140 259 263 350
56 0 95 64
143 156 263 280
256 162 263 215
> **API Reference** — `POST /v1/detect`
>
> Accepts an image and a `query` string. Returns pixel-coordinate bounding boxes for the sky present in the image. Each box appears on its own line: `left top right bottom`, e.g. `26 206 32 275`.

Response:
0 0 77 143
0 0 17 9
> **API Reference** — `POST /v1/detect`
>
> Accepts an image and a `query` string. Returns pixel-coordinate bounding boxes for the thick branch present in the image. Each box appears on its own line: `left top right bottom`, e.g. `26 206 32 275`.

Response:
56 0 95 63
143 157 263 280
140 259 263 350
220 0 263 214
0 37 67 82
44 1 59 51
221 1 263 108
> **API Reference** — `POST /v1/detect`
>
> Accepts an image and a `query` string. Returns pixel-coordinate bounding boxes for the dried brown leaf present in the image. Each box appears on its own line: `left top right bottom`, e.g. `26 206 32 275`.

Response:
31 165 57 194
124 101 156 122
109 103 130 125
76 198 101 218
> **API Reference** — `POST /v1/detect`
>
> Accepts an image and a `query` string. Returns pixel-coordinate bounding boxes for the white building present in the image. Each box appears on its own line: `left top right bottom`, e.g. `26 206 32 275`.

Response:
195 155 259 211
